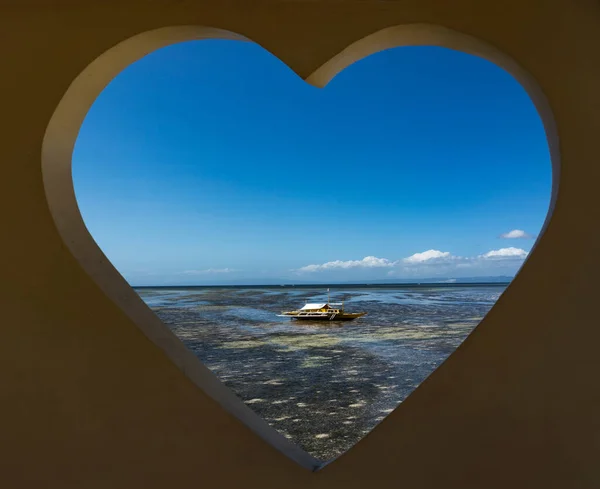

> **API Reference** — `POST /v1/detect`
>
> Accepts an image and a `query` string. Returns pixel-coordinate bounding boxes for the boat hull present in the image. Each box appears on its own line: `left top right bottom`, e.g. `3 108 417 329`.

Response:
281 312 367 321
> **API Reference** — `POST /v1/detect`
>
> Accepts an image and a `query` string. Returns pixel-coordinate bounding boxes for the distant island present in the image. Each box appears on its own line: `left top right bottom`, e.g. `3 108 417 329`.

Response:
133 276 513 288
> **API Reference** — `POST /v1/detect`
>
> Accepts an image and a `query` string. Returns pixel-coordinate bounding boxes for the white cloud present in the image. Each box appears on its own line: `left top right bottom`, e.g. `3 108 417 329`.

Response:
297 246 530 277
403 249 452 264
182 268 239 274
387 250 464 278
500 229 534 239
297 256 396 272
480 247 529 260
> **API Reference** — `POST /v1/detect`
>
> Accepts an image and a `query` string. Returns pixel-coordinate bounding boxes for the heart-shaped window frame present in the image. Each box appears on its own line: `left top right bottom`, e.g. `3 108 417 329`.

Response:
41 23 559 472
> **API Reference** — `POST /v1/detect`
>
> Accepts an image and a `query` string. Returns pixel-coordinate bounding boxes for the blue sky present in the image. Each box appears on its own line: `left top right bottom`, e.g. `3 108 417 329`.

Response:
73 40 551 286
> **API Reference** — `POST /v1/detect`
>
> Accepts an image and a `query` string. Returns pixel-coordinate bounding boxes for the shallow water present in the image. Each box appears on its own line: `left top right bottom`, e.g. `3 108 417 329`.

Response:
136 285 504 461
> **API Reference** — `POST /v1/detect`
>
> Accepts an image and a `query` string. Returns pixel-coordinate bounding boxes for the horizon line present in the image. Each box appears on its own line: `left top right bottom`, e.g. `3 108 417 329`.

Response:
132 280 512 288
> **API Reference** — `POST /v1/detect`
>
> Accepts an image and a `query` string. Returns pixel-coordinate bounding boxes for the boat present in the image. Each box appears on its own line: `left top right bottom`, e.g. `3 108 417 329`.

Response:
277 289 367 321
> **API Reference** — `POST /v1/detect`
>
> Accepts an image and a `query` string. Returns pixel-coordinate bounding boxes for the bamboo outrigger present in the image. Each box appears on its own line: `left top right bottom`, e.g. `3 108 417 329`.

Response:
277 289 367 321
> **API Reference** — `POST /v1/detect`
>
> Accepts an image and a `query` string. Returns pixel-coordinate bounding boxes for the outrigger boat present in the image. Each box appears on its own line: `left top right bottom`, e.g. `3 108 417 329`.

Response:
277 289 367 321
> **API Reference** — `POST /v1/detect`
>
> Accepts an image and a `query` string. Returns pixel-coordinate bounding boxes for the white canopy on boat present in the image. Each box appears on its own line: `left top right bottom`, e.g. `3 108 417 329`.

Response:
300 303 327 310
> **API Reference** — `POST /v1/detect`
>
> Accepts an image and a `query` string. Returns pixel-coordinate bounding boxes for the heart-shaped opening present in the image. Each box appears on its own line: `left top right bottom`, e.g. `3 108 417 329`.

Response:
42 25 559 471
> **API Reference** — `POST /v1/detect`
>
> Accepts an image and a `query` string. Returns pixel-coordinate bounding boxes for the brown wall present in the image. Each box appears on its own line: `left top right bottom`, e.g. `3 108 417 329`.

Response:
1 1 599 488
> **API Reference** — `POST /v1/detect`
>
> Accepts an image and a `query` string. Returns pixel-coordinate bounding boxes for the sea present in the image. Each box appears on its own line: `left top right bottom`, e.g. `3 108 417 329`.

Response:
136 284 506 461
